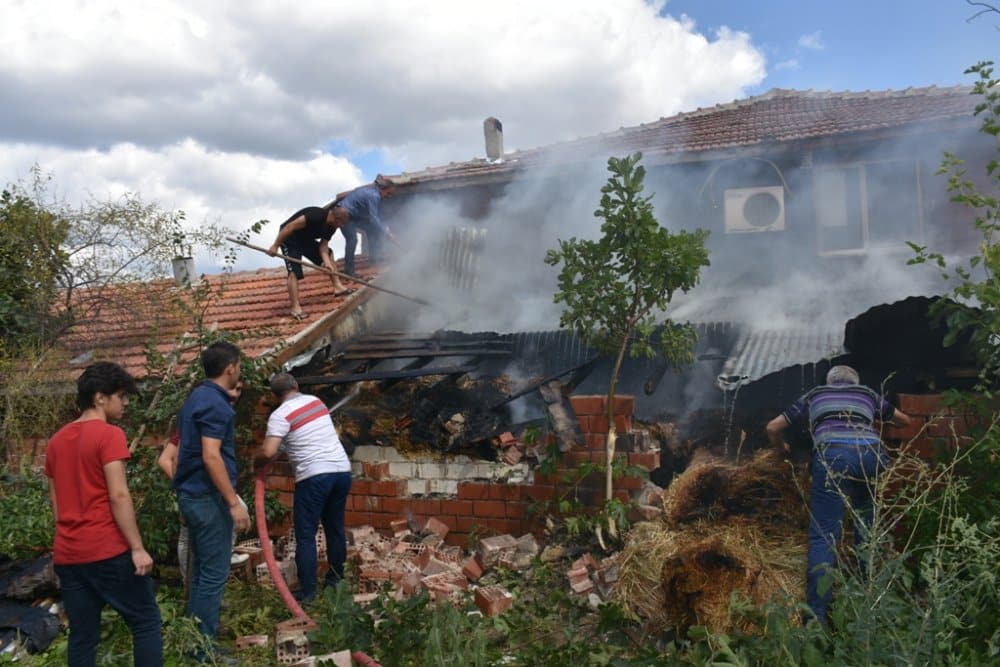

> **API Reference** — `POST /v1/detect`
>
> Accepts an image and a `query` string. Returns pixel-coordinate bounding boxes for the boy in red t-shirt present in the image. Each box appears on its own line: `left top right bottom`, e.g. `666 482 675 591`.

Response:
44 362 162 666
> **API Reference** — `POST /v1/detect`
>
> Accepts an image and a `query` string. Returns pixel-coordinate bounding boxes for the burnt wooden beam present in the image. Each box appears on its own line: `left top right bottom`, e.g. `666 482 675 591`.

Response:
490 356 599 410
341 349 511 361
343 339 511 351
539 380 585 452
296 365 476 386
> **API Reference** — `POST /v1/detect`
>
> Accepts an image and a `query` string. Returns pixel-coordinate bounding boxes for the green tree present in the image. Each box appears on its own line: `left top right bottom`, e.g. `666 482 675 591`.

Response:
545 152 710 503
0 184 70 344
910 62 1000 392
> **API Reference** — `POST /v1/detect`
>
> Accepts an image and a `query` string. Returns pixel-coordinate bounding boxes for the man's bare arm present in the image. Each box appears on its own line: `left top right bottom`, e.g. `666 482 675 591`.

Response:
104 460 153 575
766 414 791 451
202 436 250 531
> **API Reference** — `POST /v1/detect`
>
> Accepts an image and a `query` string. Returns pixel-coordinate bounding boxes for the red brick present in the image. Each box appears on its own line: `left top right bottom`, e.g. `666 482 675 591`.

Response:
614 416 632 432
267 475 295 493
614 475 644 491
532 471 560 485
455 516 481 532
882 417 926 441
458 483 490 500
351 480 373 496
570 396 605 416
613 395 635 416
411 498 442 515
462 557 483 582
372 480 405 496
481 518 522 535
564 451 591 467
475 585 513 616
505 502 526 519
440 499 474 515
499 432 517 445
369 513 394 530
520 484 555 503
345 511 372 526
586 434 606 451
380 497 406 515
628 452 659 470
474 500 507 518
359 496 382 512
924 417 965 440
423 516 450 539
488 485 522 501
362 461 390 480
590 415 609 433
278 491 294 507
897 394 946 416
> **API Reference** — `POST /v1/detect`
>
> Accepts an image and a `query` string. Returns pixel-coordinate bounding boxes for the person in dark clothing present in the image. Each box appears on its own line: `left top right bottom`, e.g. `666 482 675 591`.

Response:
334 175 396 277
766 364 911 625
268 205 351 319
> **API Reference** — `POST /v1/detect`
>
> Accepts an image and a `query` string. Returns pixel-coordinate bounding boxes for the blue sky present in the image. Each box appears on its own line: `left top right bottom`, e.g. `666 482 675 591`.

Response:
666 0 999 94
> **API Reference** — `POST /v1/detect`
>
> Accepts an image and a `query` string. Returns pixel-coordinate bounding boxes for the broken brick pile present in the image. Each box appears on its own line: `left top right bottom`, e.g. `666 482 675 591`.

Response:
345 518 538 616
261 394 660 546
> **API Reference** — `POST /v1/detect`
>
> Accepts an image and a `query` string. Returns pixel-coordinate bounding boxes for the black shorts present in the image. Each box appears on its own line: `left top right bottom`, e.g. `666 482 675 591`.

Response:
281 238 330 280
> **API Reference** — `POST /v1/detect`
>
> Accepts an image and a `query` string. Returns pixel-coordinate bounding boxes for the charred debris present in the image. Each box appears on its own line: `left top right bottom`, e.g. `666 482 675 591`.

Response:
287 296 978 478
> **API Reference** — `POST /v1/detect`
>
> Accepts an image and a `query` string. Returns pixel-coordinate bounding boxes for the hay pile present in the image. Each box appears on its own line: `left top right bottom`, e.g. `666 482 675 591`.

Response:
615 449 809 633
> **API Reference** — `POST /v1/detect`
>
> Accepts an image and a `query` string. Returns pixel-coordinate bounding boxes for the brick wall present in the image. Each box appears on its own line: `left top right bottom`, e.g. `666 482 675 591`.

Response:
263 394 660 548
882 393 980 457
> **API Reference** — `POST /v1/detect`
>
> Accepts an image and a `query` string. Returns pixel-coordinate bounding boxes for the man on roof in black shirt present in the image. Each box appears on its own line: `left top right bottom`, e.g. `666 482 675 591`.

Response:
268 205 352 320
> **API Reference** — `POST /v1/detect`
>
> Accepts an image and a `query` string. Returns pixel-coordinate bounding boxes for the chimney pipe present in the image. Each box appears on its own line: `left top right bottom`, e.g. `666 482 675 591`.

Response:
171 249 195 287
483 117 503 162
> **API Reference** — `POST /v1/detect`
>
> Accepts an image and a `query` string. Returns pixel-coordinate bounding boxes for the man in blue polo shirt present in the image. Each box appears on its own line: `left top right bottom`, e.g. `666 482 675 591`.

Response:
766 365 910 625
174 341 250 644
334 175 397 277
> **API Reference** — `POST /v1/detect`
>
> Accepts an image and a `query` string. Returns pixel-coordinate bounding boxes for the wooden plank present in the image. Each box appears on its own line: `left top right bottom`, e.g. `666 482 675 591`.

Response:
296 365 476 386
341 349 510 361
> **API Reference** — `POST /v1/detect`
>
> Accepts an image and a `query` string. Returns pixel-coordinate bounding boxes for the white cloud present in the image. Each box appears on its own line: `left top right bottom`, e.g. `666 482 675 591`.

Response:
797 31 825 51
0 0 768 270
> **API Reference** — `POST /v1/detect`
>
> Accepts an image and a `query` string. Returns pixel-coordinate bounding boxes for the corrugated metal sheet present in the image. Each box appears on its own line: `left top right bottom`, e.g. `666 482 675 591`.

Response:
717 327 845 390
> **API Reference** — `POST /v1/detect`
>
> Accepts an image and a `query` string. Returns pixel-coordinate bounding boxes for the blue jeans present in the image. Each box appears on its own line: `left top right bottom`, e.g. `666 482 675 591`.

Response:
294 472 352 599
807 443 887 624
178 492 233 638
341 222 382 275
55 551 163 667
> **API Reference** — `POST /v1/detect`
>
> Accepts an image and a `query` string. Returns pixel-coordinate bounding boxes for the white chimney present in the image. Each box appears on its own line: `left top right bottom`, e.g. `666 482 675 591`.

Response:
483 117 503 162
171 252 195 287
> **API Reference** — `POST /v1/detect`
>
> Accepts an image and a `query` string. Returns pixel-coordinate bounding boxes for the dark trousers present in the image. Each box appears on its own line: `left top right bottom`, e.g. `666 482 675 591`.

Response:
807 443 887 624
341 222 382 275
178 491 233 638
55 551 163 667
293 472 352 598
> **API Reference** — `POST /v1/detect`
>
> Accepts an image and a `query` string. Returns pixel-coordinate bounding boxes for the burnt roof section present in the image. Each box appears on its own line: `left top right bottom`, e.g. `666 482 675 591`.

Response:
389 86 977 190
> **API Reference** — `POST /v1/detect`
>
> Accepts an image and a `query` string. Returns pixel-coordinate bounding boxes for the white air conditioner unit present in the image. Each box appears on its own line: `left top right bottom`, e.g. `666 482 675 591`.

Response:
724 186 785 233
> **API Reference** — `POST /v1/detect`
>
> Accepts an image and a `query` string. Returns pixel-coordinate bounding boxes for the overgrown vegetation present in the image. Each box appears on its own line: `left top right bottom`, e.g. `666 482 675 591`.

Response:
546 152 710 504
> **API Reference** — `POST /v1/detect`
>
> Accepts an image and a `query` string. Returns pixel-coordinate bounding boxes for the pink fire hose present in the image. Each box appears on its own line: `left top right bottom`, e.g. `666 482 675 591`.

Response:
255 464 381 666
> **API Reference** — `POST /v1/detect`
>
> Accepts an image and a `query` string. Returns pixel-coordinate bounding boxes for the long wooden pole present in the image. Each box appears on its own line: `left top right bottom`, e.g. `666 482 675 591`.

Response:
226 236 430 306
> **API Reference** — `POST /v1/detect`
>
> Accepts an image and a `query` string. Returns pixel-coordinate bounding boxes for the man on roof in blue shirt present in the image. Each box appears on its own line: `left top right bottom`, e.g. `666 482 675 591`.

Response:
334 175 397 277
766 364 911 625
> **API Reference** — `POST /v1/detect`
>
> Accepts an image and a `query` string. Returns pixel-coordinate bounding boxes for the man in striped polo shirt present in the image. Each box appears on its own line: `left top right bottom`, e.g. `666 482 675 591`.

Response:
259 373 352 603
766 365 911 625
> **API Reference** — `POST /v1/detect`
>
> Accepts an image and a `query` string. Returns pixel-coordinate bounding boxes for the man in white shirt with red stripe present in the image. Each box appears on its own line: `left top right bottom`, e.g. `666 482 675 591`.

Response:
259 373 352 603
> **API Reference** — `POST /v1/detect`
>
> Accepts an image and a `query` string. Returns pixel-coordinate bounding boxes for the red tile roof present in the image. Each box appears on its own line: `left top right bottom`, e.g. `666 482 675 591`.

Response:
390 86 978 189
54 259 380 380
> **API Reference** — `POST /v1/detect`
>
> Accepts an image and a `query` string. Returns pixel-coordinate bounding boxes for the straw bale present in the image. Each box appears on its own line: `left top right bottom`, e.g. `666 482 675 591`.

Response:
662 448 808 527
614 519 805 633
